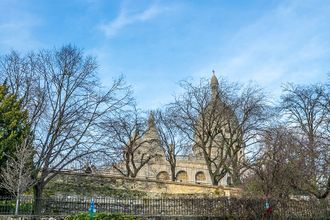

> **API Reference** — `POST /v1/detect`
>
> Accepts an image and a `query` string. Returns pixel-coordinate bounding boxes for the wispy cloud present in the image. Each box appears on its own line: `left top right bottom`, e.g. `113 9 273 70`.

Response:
199 0 330 94
0 1 43 52
99 3 167 38
0 21 43 53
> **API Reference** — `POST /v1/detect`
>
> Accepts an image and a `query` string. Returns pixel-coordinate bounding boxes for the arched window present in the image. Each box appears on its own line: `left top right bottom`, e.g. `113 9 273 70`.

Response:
176 171 188 182
156 171 170 181
195 171 206 183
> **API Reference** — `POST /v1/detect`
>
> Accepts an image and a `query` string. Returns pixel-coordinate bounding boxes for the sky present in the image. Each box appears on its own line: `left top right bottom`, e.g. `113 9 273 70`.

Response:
0 0 329 109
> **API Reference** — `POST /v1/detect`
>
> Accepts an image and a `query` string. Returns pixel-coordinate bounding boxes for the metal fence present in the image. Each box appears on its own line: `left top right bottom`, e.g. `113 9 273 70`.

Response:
0 196 329 218
0 196 33 215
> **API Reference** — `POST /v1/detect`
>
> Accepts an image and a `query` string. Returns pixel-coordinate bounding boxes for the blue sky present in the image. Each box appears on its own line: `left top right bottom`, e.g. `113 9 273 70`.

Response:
0 0 329 109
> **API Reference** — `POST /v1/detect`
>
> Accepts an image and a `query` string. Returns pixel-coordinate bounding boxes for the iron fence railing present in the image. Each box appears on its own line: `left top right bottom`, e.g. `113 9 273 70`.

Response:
0 196 33 215
0 196 329 218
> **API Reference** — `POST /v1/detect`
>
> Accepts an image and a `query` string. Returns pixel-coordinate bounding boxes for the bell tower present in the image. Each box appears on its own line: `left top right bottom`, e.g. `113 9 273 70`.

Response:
210 70 219 99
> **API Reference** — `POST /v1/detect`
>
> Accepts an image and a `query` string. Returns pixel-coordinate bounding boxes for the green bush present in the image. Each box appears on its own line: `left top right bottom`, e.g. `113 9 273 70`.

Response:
64 212 141 220
0 199 32 214
0 200 15 214
65 213 89 220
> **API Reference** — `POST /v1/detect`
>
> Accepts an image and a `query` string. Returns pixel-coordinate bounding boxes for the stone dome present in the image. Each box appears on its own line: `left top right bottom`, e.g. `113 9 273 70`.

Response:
193 73 237 158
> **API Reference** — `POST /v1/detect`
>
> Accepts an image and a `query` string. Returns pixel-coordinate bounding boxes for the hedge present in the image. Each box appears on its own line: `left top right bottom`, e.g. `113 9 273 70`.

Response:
64 212 142 220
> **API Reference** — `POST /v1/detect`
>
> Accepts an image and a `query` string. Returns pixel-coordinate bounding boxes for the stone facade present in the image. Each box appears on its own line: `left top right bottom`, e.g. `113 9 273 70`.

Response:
134 156 231 186
106 74 242 188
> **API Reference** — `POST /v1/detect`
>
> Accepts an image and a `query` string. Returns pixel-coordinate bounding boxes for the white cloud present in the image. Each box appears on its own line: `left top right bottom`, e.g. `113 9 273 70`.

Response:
99 4 166 38
0 2 43 52
199 0 330 94
0 21 43 52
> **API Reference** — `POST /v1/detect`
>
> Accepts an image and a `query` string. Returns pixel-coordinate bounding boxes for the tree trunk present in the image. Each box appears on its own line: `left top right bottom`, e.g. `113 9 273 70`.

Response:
232 175 241 186
209 173 220 186
15 195 20 215
205 160 220 186
231 168 242 186
33 182 44 216
170 165 176 181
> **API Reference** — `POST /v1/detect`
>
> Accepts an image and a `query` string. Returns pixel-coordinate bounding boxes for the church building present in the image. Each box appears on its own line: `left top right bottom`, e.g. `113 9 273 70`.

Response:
107 74 242 187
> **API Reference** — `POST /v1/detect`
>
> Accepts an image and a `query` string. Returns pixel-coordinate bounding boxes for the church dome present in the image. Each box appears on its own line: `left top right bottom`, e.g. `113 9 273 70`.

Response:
193 73 237 158
210 73 219 87
143 111 164 157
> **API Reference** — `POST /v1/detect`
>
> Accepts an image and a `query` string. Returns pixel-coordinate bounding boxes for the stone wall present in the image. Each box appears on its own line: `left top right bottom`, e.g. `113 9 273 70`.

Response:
48 171 241 197
107 157 231 187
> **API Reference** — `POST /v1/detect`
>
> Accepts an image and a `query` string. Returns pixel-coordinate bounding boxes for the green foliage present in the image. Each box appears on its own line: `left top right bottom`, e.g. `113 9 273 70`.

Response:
64 212 141 220
0 199 33 214
44 175 147 198
0 83 29 168
0 199 15 213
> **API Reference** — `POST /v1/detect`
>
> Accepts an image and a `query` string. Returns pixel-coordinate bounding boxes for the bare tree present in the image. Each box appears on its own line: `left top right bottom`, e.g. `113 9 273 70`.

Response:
223 84 270 186
280 83 329 199
169 77 227 185
0 51 45 130
0 45 132 213
104 108 161 178
243 126 299 199
0 139 35 215
169 75 269 186
155 109 189 181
